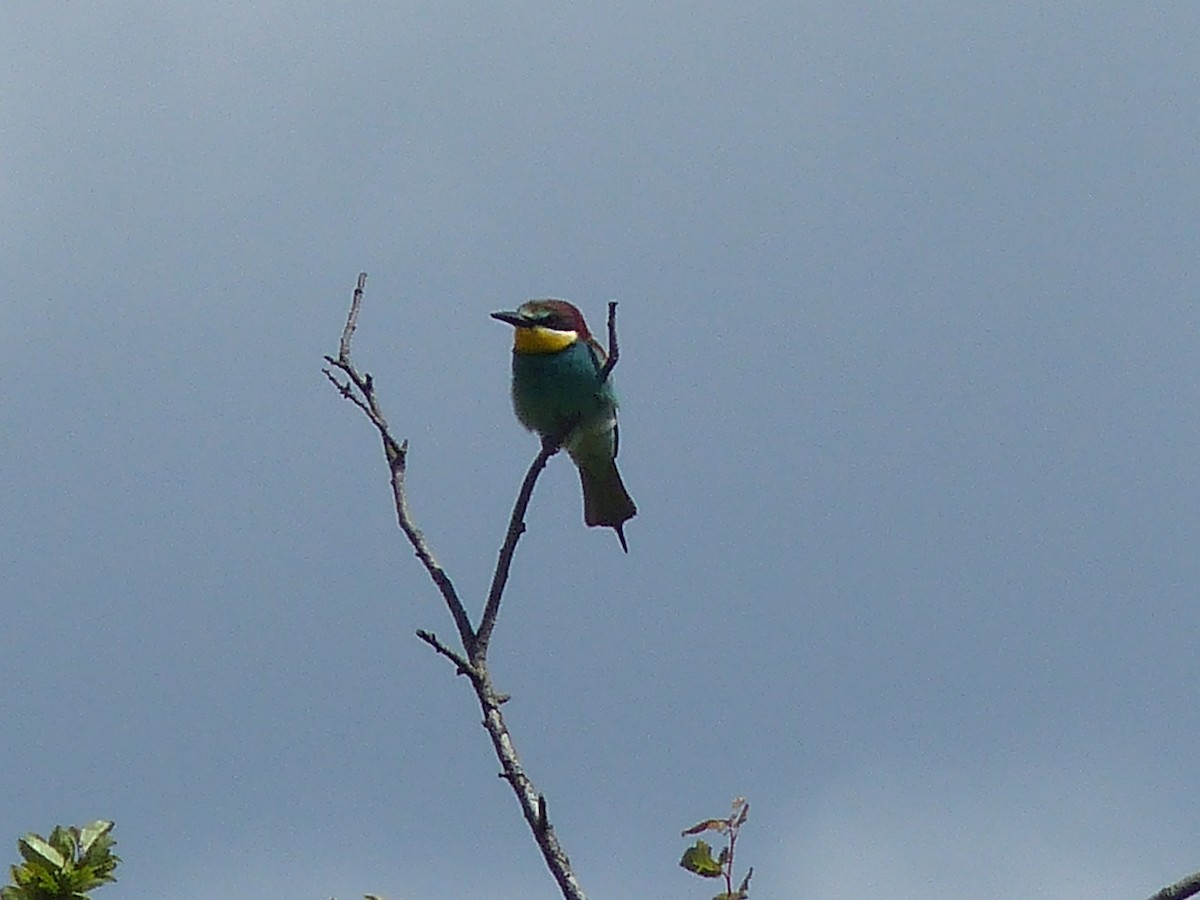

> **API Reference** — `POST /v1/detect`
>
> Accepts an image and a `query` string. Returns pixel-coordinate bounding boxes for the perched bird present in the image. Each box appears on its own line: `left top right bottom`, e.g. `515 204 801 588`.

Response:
491 299 637 551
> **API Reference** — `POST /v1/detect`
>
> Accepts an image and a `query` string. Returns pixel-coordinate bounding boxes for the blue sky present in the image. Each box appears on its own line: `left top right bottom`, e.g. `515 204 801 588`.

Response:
3 3 1198 898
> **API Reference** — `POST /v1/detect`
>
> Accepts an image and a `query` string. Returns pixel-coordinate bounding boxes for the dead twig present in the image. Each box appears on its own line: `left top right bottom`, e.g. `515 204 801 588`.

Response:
1147 872 1200 900
598 301 619 382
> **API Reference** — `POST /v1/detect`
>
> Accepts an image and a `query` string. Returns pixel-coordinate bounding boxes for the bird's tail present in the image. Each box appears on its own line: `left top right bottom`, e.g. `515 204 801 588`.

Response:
578 457 637 552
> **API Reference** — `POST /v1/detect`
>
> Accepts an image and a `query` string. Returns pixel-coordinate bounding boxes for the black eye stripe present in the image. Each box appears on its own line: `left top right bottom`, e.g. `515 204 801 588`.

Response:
532 313 572 331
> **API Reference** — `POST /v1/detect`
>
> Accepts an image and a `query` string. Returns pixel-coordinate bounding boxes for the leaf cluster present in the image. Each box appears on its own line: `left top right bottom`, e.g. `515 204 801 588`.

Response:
2 821 119 900
679 798 752 900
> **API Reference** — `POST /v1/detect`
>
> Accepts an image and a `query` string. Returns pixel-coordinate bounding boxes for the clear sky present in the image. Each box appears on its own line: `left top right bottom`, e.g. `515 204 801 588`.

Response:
3 3 1198 898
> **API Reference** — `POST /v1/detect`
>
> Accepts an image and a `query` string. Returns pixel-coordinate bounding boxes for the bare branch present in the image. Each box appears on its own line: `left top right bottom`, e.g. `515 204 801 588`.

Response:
474 438 561 659
385 438 476 650
321 368 373 417
474 410 581 658
415 629 476 676
325 274 588 899
476 668 587 900
1147 872 1200 900
598 300 620 382
338 272 368 362
324 275 474 651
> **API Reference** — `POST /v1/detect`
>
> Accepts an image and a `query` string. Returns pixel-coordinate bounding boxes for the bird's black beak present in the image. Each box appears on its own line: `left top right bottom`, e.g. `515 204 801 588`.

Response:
490 310 529 327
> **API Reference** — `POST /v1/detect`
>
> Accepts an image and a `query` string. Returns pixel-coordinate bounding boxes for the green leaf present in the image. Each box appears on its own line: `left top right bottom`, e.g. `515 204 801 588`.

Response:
680 840 723 878
18 834 65 870
77 822 119 888
10 856 57 890
47 827 77 862
77 822 113 857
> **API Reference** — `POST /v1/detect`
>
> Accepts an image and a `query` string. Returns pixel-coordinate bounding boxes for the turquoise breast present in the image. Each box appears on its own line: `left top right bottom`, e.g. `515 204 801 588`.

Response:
510 340 617 437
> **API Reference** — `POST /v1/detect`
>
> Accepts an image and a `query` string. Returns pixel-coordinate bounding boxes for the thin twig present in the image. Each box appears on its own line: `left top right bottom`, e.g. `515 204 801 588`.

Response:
339 272 367 361
321 369 372 417
1147 872 1200 900
415 629 476 676
598 301 619 382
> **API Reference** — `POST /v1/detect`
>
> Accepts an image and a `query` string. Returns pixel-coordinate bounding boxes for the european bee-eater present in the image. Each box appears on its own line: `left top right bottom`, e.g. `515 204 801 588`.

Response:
491 299 637 551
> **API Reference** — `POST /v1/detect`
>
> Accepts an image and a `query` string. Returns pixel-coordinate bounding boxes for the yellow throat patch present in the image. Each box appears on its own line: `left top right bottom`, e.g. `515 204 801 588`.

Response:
513 325 578 354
